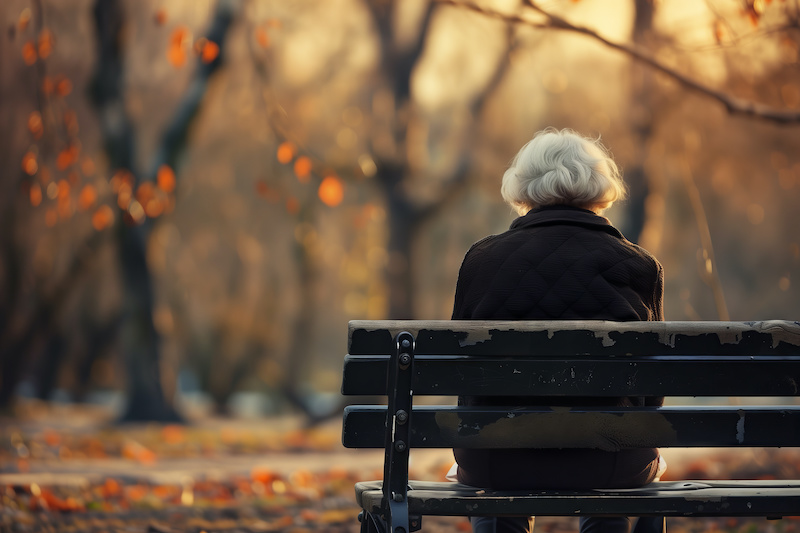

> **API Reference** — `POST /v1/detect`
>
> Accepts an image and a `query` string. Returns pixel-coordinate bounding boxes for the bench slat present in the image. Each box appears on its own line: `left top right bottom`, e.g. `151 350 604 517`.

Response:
342 354 800 396
349 320 800 356
343 406 800 449
355 480 800 518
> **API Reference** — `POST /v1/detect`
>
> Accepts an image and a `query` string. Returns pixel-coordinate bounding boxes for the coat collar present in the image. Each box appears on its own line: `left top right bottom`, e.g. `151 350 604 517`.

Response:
509 205 624 239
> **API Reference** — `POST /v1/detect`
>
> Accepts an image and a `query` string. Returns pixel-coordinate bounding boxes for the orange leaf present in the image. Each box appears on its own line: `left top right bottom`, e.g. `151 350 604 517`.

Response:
456 519 473 531
286 196 299 215
22 41 37 65
102 478 121 497
325 466 350 481
136 182 156 205
45 208 58 227
28 111 43 138
270 516 293 528
293 156 312 182
157 164 176 192
161 425 185 444
22 151 38 175
18 8 31 32
56 145 77 170
300 509 319 521
255 27 270 48
38 29 53 59
122 441 157 464
29 183 42 206
167 26 191 67
78 184 97 211
42 430 61 447
57 179 70 200
144 198 164 218
92 205 114 231
63 110 78 134
167 46 186 67
154 8 168 26
40 489 69 511
284 429 308 448
256 180 280 203
56 77 72 96
290 469 314 488
276 141 295 164
200 40 219 63
318 175 344 207
117 187 131 209
125 484 149 502
713 20 728 44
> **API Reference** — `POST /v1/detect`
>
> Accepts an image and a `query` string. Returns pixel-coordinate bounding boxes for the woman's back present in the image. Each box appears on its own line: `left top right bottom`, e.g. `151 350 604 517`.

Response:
453 205 663 323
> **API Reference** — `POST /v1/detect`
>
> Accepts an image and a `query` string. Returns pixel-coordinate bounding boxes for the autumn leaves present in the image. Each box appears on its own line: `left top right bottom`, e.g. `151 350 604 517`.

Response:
263 141 346 211
17 4 346 237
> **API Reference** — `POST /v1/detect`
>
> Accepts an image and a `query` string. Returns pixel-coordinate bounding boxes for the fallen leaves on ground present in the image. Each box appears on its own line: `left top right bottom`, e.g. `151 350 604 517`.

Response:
2 405 800 532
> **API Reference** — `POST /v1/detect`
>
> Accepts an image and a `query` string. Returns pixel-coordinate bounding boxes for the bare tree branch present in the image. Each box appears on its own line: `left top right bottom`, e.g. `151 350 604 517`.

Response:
436 0 800 124
679 155 730 321
419 22 521 220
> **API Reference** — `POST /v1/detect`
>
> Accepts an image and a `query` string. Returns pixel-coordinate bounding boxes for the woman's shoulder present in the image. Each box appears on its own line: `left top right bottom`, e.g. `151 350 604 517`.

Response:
615 236 663 268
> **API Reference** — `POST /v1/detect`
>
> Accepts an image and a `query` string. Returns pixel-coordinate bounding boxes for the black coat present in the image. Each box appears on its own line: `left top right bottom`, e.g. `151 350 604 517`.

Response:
452 205 663 322
452 205 665 490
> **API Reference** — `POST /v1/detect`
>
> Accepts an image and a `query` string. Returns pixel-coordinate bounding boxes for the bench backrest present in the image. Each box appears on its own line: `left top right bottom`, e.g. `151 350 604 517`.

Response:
342 320 800 451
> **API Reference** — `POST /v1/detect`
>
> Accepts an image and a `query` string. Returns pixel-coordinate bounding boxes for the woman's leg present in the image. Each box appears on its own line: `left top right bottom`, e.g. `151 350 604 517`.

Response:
470 516 535 533
633 517 666 533
579 517 631 533
579 516 665 533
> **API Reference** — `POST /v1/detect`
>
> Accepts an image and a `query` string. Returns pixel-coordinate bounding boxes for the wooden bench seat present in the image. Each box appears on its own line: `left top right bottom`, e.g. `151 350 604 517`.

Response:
355 479 800 518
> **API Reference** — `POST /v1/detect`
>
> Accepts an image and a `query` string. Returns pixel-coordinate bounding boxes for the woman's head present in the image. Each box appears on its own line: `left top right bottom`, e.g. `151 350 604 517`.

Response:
500 128 626 215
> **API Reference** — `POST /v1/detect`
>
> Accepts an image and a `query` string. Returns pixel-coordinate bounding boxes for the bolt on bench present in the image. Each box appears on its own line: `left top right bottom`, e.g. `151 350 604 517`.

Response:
341 320 800 533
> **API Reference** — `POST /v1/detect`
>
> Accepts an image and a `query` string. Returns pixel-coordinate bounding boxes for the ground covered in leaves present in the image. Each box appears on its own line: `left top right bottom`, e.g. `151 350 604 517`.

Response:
2 402 800 533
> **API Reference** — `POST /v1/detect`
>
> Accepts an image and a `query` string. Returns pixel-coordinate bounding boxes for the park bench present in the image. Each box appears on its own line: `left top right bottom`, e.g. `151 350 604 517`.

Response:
341 319 800 533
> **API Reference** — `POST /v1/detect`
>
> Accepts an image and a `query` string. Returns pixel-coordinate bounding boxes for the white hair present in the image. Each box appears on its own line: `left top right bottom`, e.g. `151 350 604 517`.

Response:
500 128 627 215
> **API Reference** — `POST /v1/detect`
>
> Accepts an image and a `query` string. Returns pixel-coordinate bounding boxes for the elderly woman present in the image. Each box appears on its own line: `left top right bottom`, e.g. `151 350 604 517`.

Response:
451 128 665 533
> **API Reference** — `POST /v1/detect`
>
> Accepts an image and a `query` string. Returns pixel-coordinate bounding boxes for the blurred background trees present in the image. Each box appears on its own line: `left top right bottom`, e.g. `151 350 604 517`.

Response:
1 0 798 422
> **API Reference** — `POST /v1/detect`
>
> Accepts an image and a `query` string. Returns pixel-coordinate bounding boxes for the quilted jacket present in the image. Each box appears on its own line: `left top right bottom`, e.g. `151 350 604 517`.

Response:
452 204 665 490
452 205 663 322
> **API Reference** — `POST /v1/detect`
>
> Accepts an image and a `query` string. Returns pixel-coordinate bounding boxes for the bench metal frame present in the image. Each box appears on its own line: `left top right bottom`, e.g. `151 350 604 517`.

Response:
341 320 800 533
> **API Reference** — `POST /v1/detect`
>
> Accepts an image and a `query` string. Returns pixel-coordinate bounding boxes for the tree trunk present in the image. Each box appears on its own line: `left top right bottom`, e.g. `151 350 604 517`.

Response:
90 0 236 422
117 223 181 421
619 0 655 244
386 191 418 319
90 0 179 422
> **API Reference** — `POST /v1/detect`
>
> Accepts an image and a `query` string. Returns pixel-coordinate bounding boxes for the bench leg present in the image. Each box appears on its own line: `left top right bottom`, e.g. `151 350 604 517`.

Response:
359 510 387 533
357 510 420 533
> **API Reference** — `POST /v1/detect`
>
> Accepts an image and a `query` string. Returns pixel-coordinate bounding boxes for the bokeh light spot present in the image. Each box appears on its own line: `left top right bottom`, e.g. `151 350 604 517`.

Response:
318 176 344 207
